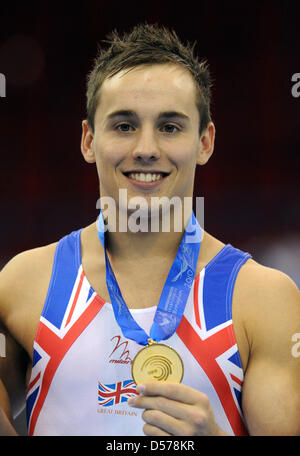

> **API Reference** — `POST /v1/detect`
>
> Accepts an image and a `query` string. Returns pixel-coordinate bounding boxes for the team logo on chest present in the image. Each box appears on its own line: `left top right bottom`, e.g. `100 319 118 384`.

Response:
97 336 138 410
109 335 133 365
98 380 138 407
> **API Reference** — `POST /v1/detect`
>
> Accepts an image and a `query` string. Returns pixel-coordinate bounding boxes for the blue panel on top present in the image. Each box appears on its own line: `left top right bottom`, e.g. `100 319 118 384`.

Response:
202 245 250 331
26 387 39 425
87 286 94 303
42 230 82 329
32 348 42 367
228 351 242 369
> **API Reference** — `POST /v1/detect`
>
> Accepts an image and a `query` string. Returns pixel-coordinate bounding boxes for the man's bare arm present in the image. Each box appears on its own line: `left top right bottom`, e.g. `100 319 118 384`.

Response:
0 247 55 436
236 265 300 435
0 380 18 435
0 318 28 436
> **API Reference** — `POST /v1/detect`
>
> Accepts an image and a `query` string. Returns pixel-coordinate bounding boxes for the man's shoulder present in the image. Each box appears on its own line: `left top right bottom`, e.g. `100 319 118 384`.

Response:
200 232 299 304
0 221 88 290
1 241 58 279
233 259 300 435
0 242 58 320
233 257 300 350
234 257 299 303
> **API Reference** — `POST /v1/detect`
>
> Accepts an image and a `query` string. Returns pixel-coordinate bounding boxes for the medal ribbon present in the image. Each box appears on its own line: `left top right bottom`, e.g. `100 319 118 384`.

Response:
97 211 202 346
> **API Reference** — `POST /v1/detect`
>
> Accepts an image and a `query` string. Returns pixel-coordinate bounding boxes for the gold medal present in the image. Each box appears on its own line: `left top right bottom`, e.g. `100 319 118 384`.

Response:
132 339 184 385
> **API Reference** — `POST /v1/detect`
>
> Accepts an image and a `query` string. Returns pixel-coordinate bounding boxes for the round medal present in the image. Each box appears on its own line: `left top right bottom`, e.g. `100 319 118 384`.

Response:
132 340 184 385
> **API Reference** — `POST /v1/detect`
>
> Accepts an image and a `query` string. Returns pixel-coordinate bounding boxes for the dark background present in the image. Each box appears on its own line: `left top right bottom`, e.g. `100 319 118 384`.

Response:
0 1 299 286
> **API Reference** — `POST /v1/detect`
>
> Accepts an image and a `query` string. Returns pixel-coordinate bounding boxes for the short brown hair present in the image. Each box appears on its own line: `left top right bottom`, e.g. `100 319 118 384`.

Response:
86 23 212 134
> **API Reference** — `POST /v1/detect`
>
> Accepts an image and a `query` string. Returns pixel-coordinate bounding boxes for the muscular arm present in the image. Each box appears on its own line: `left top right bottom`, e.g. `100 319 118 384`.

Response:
0 245 56 436
0 320 27 436
0 380 18 435
236 266 300 435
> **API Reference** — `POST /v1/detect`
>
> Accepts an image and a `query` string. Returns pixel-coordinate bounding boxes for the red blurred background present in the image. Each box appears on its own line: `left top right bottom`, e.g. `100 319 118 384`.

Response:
0 1 299 286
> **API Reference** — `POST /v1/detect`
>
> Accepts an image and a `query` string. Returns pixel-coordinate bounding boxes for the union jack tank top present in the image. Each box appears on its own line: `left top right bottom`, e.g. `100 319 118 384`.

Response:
26 229 251 436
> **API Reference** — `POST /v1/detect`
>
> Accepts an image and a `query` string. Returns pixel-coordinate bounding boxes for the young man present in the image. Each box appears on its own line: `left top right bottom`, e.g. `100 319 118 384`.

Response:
0 24 299 436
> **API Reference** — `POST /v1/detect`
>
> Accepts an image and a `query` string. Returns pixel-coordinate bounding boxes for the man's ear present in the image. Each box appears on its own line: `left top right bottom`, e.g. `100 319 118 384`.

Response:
81 120 96 163
196 122 216 166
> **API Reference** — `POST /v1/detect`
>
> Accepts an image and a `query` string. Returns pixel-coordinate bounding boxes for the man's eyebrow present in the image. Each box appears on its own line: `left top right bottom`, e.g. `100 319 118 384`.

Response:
106 110 136 120
105 110 190 122
158 111 190 121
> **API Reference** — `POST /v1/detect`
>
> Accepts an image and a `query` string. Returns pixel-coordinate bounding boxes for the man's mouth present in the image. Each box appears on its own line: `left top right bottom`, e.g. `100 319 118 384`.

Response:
123 171 169 184
127 172 165 182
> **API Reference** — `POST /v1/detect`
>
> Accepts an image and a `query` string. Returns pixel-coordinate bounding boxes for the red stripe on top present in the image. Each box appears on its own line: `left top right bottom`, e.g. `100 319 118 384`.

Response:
176 316 248 436
28 295 105 435
65 269 85 327
230 373 243 387
26 372 41 395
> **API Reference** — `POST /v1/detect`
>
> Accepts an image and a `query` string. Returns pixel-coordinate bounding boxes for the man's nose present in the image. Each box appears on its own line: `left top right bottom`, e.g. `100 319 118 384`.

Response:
131 125 160 161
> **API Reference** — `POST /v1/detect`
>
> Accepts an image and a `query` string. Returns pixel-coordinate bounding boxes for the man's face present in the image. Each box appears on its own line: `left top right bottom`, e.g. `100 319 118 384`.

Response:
81 63 214 214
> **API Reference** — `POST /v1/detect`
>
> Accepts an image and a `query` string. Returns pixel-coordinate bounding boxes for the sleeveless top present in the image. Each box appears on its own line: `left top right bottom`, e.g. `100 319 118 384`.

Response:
26 229 251 436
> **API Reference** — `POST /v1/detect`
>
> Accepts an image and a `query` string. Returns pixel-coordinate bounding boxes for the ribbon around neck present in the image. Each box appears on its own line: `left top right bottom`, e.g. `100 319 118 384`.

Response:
96 211 202 346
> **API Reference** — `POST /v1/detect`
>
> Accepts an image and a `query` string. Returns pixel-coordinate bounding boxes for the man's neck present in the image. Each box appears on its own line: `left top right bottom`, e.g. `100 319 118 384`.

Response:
106 228 184 263
103 208 191 263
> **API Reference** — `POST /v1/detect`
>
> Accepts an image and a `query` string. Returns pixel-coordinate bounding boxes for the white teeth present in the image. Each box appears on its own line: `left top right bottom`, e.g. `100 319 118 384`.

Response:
128 172 163 182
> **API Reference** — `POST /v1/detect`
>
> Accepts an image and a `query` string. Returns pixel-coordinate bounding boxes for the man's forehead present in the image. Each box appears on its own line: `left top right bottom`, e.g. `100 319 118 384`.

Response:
103 63 194 89
97 63 198 117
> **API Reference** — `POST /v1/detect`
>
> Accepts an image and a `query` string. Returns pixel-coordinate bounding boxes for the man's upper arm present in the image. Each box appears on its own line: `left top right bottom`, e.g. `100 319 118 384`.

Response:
0 254 31 420
0 246 56 415
240 266 300 435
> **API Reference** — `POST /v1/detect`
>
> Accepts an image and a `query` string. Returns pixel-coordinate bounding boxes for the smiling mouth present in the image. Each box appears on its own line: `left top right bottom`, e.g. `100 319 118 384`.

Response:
123 171 169 183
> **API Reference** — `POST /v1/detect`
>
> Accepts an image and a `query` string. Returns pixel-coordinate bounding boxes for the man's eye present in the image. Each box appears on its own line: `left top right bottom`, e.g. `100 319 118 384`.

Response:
116 123 134 132
161 124 180 134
